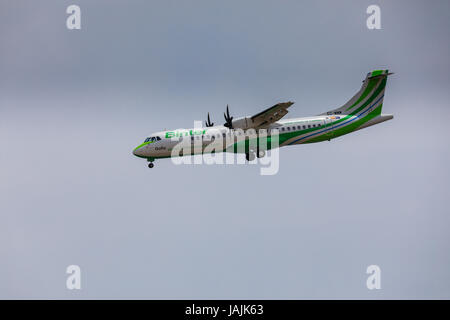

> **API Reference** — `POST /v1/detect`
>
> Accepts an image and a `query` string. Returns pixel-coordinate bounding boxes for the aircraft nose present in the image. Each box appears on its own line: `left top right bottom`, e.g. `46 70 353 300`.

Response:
133 146 145 157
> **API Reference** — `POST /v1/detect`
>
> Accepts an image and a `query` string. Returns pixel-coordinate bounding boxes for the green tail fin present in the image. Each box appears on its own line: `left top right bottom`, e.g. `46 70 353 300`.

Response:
320 70 392 116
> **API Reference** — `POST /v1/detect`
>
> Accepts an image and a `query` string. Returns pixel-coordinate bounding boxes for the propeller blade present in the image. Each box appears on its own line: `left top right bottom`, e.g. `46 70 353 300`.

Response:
223 104 233 129
205 112 214 127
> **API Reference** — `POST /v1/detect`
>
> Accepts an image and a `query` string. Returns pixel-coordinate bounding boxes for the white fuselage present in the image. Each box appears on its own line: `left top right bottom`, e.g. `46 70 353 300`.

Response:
133 115 342 159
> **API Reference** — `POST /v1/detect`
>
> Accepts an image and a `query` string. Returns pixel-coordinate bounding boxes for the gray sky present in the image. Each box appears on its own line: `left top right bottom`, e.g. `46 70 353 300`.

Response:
1 0 450 299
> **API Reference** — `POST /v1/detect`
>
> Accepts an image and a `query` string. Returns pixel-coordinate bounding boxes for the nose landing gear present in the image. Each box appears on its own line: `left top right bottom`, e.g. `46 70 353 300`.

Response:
147 158 155 169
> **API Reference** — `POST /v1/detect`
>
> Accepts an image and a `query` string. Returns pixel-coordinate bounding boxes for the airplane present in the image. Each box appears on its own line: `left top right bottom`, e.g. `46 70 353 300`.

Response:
133 69 393 168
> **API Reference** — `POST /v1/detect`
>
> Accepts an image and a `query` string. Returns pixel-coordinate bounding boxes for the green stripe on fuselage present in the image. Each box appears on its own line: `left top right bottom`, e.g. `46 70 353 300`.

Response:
134 140 154 151
305 104 382 143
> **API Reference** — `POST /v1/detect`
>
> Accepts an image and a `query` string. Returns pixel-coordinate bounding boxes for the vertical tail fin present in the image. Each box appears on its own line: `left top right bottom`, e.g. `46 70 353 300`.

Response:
320 70 392 116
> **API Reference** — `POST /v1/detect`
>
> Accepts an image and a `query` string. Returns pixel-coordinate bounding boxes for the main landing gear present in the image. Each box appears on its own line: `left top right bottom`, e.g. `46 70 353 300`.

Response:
245 149 266 162
245 152 255 162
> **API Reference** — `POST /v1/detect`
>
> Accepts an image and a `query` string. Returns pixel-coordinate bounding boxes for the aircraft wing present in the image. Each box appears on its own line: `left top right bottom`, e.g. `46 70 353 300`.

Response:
249 101 294 128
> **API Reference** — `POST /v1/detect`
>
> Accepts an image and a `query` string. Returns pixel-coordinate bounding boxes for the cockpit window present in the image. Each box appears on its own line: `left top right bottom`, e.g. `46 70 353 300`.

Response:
144 136 162 143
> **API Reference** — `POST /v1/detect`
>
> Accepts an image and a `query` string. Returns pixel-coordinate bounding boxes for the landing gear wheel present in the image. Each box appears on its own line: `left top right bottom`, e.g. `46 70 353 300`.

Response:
256 149 265 158
148 162 154 168
245 152 256 162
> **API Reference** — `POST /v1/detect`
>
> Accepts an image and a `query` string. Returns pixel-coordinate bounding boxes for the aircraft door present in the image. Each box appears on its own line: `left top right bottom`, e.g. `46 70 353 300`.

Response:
324 117 333 140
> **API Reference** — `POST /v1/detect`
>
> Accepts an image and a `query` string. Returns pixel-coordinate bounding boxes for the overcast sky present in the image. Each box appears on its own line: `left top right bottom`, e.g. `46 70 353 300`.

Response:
1 0 450 299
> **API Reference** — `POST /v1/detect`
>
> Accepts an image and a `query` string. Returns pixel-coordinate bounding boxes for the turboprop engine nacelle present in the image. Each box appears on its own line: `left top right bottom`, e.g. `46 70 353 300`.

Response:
230 116 254 130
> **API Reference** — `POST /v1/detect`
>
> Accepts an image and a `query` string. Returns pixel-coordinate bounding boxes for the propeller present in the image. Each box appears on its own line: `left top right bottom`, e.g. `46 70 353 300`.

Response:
223 105 233 129
205 112 214 127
